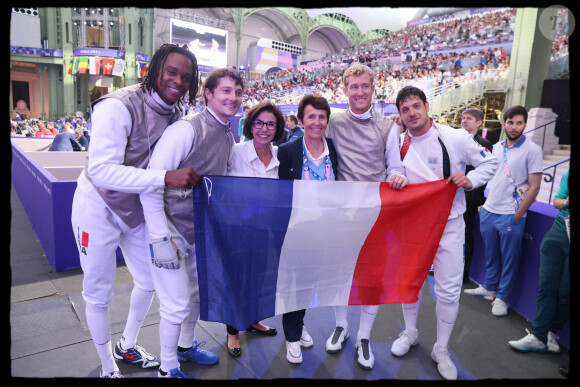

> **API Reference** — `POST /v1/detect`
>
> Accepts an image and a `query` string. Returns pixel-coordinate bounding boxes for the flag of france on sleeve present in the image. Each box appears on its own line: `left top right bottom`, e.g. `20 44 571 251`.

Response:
193 176 456 330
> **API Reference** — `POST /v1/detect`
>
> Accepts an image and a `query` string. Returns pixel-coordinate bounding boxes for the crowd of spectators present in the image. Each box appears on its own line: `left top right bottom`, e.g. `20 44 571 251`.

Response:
237 6 567 107
550 32 569 61
10 7 569 129
239 8 518 107
550 6 570 62
149 7 568 111
298 8 516 71
239 44 511 107
11 111 91 151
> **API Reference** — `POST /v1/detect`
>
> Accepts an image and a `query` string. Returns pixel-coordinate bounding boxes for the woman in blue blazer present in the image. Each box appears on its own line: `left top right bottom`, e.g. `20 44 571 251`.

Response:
276 94 339 364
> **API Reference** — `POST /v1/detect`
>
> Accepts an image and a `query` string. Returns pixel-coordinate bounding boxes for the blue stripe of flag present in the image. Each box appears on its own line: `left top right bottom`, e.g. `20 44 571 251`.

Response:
193 175 294 330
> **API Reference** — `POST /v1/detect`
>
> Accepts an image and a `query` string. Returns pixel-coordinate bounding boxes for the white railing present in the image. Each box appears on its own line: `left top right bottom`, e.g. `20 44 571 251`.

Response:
548 53 569 79
426 77 501 118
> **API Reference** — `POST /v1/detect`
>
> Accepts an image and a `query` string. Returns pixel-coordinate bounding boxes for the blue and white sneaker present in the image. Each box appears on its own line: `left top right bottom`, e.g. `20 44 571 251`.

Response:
508 329 548 353
177 339 219 365
113 341 160 368
158 367 188 378
300 326 313 348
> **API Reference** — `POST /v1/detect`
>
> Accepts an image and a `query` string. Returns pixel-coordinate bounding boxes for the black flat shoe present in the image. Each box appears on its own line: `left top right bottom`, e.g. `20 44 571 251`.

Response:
227 346 241 357
227 335 241 358
246 326 278 336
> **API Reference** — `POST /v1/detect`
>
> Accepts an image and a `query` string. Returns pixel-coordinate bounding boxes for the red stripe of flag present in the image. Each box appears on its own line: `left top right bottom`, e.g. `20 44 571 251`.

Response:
348 180 457 305
140 63 148 79
94 57 101 75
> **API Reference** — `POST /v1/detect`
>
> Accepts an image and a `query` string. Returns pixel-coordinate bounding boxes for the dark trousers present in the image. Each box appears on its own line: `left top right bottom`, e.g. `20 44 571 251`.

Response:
531 218 570 343
463 202 479 278
226 323 258 335
282 309 306 342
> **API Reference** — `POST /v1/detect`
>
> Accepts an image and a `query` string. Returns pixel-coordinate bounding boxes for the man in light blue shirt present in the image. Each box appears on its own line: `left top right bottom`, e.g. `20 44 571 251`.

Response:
465 105 543 317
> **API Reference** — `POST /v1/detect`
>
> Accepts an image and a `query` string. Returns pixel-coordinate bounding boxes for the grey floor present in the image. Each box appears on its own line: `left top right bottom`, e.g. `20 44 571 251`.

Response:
9 185 571 380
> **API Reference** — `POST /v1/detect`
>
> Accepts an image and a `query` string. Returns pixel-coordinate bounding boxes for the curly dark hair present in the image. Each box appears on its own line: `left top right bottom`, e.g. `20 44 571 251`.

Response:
242 100 285 143
140 43 199 107
395 86 427 111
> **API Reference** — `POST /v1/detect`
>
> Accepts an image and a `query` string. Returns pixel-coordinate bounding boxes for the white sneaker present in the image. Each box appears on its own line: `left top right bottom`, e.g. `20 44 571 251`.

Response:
491 298 508 316
547 331 561 353
391 329 418 356
464 285 497 300
355 339 375 370
431 344 457 380
300 326 313 348
100 369 123 378
286 341 302 364
325 326 349 354
508 329 547 353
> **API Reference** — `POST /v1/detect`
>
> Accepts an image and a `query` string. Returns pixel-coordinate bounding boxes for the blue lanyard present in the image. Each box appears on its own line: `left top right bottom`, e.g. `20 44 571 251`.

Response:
302 140 331 181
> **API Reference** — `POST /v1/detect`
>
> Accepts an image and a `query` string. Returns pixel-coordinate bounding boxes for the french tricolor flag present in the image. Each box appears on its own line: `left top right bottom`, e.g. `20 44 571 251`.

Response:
193 176 456 330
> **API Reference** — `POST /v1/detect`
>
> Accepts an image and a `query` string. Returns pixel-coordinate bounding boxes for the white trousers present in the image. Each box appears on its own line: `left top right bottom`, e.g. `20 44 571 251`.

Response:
71 175 194 325
432 216 465 304
71 179 154 307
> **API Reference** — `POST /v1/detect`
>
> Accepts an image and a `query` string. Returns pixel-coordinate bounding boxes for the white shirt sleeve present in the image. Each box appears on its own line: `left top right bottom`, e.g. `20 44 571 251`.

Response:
140 120 196 239
463 132 499 190
86 98 166 193
385 123 407 182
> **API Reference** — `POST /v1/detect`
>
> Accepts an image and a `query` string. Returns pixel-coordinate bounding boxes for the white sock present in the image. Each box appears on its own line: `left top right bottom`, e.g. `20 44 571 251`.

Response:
435 301 459 349
119 287 154 350
85 303 118 373
334 305 348 330
159 318 181 372
357 305 379 341
401 290 422 334
178 301 200 348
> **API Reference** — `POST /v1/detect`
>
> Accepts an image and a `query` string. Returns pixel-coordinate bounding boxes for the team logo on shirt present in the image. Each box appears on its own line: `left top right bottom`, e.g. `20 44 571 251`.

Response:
77 227 88 255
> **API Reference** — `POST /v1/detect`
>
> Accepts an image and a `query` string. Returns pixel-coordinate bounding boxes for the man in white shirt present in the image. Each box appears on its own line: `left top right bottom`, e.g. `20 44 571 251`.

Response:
139 68 244 378
390 86 498 380
70 44 201 378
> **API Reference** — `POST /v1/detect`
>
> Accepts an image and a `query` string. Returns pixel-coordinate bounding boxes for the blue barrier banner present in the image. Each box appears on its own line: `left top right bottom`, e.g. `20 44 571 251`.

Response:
10 46 63 57
74 48 125 59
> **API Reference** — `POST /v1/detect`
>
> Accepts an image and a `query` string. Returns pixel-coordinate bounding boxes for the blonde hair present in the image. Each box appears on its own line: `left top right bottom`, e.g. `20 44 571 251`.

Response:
342 64 373 88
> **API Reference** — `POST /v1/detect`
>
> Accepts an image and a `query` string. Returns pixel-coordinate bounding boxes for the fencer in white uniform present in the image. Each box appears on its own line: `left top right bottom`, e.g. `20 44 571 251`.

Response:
324 64 407 370
70 45 200 378
139 68 244 378
390 86 498 380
